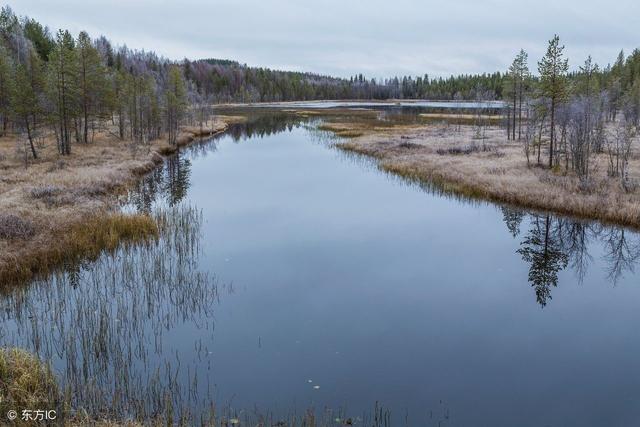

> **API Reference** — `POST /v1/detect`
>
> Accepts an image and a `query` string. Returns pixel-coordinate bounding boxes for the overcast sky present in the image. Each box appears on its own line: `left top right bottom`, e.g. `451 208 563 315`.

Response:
7 0 640 78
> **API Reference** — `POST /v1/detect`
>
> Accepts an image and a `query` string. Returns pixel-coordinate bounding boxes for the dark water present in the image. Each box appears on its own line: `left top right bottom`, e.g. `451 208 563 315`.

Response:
2 111 640 426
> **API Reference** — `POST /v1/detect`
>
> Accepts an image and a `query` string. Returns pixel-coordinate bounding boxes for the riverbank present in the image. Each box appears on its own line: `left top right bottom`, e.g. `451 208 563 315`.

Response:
319 118 640 228
0 347 349 426
0 347 150 426
0 117 237 287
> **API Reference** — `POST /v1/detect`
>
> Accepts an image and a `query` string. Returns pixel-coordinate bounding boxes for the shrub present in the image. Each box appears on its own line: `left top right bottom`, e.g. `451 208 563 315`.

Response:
436 145 479 155
398 142 421 149
0 214 36 240
30 185 63 200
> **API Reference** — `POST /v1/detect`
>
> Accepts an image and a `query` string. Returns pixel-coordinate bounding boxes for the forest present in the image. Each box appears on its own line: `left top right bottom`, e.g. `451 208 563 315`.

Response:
501 39 640 186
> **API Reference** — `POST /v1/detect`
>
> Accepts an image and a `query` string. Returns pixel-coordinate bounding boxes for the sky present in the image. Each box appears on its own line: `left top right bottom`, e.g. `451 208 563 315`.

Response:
7 0 640 79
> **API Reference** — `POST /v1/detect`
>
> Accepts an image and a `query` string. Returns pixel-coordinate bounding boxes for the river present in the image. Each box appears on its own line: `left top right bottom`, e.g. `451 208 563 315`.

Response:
1 109 640 426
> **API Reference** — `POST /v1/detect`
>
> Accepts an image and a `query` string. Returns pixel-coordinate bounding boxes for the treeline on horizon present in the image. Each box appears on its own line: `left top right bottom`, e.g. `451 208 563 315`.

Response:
190 58 507 101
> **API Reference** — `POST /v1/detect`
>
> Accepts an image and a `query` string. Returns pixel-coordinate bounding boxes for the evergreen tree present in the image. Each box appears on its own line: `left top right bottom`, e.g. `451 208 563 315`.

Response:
22 18 54 61
165 65 187 145
76 31 107 143
0 45 12 136
47 29 78 155
11 49 43 159
538 35 569 168
515 50 530 140
576 55 600 98
113 68 128 140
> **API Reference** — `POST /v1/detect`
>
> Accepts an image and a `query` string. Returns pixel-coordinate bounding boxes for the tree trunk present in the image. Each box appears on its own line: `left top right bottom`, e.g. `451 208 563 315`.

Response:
517 87 523 140
84 104 89 143
25 118 37 159
549 98 555 168
512 91 516 141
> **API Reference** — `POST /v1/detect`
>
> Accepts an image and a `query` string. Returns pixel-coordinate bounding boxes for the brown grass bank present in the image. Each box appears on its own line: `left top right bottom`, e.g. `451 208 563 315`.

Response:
0 117 237 287
0 348 59 407
322 119 640 228
0 347 146 426
0 347 357 426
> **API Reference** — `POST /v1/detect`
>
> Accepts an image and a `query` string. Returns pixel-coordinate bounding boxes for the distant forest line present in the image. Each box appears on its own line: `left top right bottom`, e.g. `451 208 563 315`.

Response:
2 6 638 105
2 5 640 162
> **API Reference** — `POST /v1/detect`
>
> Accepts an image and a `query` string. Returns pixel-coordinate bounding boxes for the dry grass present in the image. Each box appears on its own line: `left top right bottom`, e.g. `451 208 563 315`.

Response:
0 118 232 287
420 113 500 120
317 124 364 138
0 348 60 427
66 422 144 427
0 348 59 406
420 113 502 125
1 213 159 286
324 119 640 228
0 348 148 426
0 341 376 426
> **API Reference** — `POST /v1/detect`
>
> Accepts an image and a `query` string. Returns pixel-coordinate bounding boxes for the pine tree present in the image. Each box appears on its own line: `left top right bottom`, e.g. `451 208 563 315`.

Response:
11 49 43 159
0 45 12 136
576 55 600 98
538 35 569 168
22 18 54 61
506 57 518 140
112 68 128 140
76 31 107 143
515 50 530 140
505 50 529 140
47 29 78 155
165 65 187 145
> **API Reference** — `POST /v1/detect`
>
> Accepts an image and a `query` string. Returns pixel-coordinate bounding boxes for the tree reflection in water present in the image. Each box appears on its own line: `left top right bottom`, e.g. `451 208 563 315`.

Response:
503 206 640 306
517 214 569 307
603 228 640 283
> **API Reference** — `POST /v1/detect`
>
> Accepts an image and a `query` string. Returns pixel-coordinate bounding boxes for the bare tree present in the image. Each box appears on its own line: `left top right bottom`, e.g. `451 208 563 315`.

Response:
473 85 494 140
607 118 634 190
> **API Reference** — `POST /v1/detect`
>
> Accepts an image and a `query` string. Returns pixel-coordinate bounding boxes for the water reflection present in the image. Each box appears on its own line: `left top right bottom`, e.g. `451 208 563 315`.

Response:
127 156 192 213
516 214 569 307
165 155 191 206
0 205 220 421
136 113 640 312
500 207 640 306
226 112 311 141
602 228 640 282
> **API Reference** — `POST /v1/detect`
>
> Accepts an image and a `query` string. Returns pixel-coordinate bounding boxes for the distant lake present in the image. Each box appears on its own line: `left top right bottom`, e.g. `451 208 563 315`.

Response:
1 110 640 426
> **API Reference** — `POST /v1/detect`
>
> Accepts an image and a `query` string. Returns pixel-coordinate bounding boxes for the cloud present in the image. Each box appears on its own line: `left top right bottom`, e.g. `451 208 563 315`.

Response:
7 0 640 78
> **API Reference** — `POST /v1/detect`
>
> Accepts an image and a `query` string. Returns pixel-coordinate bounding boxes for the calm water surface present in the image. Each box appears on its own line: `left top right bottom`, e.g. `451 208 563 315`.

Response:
249 100 505 109
2 111 640 426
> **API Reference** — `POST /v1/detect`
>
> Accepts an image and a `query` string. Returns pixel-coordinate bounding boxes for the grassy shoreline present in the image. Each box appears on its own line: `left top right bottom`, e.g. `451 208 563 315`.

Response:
0 347 360 426
0 118 235 287
323 119 640 229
